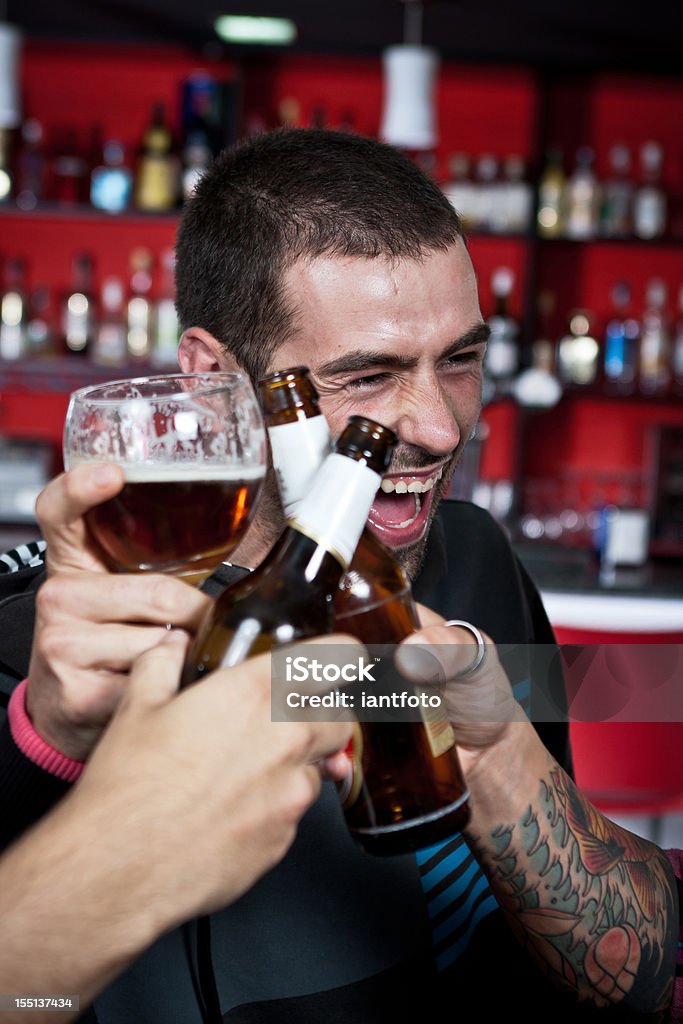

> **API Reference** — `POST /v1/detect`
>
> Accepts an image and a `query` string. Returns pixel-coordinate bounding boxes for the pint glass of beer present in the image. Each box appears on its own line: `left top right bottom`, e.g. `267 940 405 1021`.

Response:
63 373 266 583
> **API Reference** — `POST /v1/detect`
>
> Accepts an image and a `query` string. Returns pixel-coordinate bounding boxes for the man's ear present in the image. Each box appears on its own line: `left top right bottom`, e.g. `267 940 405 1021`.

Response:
178 328 242 373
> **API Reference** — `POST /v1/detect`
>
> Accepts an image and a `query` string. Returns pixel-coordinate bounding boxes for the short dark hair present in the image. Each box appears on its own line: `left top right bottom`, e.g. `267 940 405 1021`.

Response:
175 128 464 380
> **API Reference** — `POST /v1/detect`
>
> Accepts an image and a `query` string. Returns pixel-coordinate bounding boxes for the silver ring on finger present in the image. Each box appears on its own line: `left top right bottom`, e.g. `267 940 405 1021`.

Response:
443 619 487 679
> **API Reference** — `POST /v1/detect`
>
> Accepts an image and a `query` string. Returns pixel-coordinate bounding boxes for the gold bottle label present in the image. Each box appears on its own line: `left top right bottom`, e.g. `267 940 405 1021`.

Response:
421 711 456 758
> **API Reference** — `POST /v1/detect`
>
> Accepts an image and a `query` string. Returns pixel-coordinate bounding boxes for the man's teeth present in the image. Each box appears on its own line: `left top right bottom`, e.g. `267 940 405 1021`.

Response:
397 494 421 528
373 470 443 528
379 469 442 495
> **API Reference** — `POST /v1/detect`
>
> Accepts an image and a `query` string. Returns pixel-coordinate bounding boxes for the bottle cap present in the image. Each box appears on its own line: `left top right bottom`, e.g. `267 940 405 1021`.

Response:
336 417 396 474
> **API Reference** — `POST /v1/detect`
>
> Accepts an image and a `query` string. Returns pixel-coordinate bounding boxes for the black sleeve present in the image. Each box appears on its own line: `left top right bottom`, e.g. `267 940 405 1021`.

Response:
0 563 45 682
515 556 575 781
0 714 72 850
0 565 73 849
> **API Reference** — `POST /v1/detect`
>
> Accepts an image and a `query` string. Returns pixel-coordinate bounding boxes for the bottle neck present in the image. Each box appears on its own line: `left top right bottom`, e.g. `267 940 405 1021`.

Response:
290 452 382 570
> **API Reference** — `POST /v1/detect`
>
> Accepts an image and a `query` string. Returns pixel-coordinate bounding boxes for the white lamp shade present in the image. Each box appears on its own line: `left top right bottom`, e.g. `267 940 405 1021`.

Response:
0 23 22 129
379 44 439 151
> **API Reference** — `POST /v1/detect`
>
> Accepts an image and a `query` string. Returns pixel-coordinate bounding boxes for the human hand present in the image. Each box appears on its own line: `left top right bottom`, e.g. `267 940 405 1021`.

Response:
34 462 127 576
26 463 213 759
72 630 356 924
395 603 526 773
27 570 211 760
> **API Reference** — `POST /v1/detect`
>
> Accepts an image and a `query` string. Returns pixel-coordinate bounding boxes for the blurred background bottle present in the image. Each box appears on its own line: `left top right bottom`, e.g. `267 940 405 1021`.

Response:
0 257 27 360
603 281 639 395
62 251 95 355
134 101 178 211
537 147 566 238
90 138 133 213
564 145 601 240
557 308 600 388
633 141 667 240
484 266 519 392
92 277 127 367
639 277 671 395
15 118 45 210
600 143 634 238
126 247 154 361
152 248 181 368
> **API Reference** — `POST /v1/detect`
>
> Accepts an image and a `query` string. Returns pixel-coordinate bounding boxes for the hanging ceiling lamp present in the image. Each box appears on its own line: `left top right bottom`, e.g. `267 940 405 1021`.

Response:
379 0 439 152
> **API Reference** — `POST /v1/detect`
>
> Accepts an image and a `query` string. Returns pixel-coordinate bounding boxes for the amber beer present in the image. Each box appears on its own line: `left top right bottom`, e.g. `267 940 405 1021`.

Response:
84 463 264 583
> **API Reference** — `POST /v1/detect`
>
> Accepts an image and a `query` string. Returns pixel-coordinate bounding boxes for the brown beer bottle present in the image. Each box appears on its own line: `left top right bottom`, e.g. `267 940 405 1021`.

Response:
180 415 395 683
259 367 470 856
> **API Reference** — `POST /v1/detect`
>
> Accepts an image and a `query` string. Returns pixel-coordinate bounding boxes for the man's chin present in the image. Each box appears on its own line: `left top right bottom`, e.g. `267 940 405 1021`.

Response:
365 518 431 581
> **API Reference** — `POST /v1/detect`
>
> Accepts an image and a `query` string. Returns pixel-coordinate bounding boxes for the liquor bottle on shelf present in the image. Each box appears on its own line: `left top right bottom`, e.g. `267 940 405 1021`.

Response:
473 153 499 232
15 118 45 211
134 101 178 212
441 152 478 233
62 252 95 356
90 139 133 214
599 143 634 238
181 130 212 202
638 278 671 396
633 141 667 240
512 290 562 409
92 277 127 368
257 366 470 856
603 281 639 395
50 127 88 206
483 266 519 391
556 309 600 388
500 154 533 234
0 257 27 360
152 248 181 368
180 413 396 680
564 145 601 240
536 147 566 238
25 284 54 357
126 248 154 361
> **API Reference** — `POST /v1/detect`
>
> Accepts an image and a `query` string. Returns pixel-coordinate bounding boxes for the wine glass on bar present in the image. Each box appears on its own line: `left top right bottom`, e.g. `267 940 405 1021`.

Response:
63 372 266 585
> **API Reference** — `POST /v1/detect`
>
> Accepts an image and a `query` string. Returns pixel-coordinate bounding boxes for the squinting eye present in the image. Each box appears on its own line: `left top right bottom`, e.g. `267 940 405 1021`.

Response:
445 350 483 367
344 373 390 391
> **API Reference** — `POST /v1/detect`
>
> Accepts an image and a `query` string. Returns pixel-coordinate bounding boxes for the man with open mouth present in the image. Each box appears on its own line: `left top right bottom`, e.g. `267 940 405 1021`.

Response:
0 128 677 1024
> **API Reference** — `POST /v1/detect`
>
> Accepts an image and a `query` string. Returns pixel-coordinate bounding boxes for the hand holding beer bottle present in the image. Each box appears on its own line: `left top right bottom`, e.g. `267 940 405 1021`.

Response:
258 367 470 856
62 373 266 585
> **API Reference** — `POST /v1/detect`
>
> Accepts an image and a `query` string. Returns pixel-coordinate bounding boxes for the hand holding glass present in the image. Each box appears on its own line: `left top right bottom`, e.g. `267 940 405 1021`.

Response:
63 373 266 584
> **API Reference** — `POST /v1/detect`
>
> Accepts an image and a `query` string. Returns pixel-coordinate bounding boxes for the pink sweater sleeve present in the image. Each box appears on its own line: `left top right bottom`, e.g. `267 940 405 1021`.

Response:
8 680 85 783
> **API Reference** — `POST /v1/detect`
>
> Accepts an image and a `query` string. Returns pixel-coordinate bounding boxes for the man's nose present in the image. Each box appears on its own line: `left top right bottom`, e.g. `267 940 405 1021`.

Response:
392 384 460 457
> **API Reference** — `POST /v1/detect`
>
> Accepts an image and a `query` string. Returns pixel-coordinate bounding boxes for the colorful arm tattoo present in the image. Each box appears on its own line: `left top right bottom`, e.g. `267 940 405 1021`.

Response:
473 759 678 1016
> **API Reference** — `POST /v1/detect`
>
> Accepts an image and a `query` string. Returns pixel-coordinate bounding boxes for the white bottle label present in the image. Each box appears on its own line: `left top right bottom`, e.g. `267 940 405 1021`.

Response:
292 453 381 569
268 415 331 512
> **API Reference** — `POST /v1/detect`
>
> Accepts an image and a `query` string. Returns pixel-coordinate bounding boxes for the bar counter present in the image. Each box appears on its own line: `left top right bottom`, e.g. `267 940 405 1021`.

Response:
514 542 683 634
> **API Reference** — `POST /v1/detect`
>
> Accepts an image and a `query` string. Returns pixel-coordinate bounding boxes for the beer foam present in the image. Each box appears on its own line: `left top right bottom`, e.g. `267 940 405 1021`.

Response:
68 458 265 483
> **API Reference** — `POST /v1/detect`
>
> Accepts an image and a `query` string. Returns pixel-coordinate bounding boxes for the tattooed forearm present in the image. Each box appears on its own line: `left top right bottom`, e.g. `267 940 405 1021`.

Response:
470 757 678 1015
